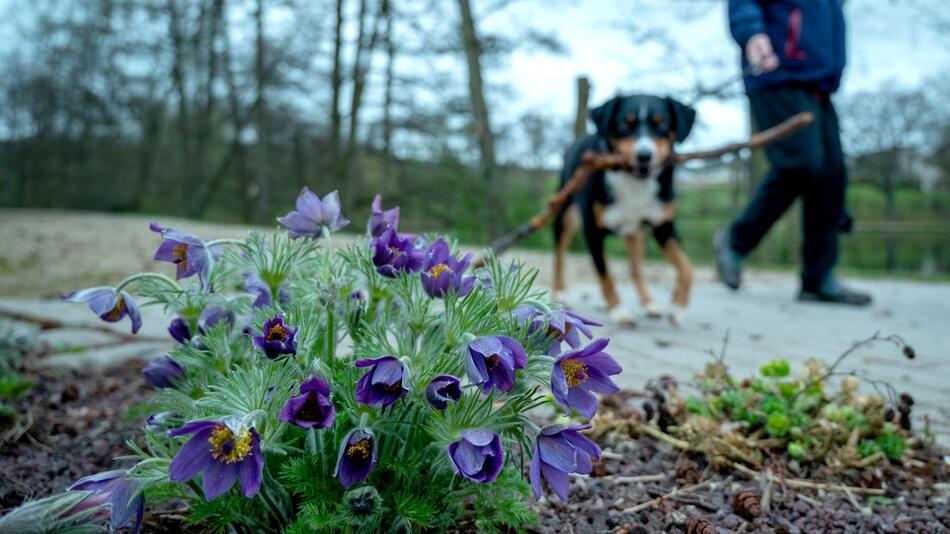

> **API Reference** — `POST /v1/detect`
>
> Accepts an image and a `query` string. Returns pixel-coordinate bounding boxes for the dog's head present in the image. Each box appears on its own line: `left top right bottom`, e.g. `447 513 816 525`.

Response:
590 94 696 179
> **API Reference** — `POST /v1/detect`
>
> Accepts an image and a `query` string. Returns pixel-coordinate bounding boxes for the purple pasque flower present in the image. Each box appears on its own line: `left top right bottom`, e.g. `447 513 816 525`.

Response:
420 237 475 299
354 356 408 408
197 305 235 334
369 194 400 237
143 355 185 389
168 418 263 500
67 470 144 533
425 375 462 409
168 317 191 343
279 376 335 430
252 314 298 359
277 187 350 239
370 229 424 277
149 223 212 290
63 287 142 334
529 424 600 501
447 429 504 484
551 338 621 419
335 428 377 489
513 306 600 356
465 336 528 394
145 411 175 432
243 272 290 309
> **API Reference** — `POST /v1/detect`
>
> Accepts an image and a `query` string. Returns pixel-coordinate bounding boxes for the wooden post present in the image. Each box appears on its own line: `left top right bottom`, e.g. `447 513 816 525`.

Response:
574 76 590 140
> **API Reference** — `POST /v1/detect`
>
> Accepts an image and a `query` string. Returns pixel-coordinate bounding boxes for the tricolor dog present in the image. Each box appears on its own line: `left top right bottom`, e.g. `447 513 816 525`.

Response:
552 94 696 325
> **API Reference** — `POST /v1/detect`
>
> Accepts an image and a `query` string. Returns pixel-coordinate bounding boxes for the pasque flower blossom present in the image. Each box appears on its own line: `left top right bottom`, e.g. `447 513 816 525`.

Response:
465 336 528 394
551 338 621 419
354 356 408 407
277 188 349 238
243 272 290 309
447 429 504 484
370 229 424 277
336 428 377 489
149 223 213 290
168 418 263 500
425 375 462 409
368 194 400 237
280 376 336 430
197 305 235 334
513 306 600 355
67 470 144 533
168 317 191 343
62 287 142 334
143 355 185 389
420 238 475 298
252 314 298 359
529 424 600 501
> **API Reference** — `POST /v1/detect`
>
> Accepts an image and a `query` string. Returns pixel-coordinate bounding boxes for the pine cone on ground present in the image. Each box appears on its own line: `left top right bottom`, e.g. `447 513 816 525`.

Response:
685 516 715 534
674 457 700 484
732 489 762 520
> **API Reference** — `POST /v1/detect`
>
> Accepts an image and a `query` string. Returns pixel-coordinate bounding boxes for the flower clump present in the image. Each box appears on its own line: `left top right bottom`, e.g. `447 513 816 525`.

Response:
33 190 623 532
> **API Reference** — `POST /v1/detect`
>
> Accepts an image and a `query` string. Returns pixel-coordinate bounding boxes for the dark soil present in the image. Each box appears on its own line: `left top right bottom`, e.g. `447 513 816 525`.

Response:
3 363 948 533
0 359 187 532
0 360 149 510
530 400 950 533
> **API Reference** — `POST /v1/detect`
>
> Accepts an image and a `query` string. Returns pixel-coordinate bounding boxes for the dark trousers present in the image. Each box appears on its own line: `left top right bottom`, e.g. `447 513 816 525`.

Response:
728 86 847 291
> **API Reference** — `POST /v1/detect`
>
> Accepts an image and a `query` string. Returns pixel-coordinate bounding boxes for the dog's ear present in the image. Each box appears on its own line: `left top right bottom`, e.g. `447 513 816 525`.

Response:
665 97 696 142
590 96 621 138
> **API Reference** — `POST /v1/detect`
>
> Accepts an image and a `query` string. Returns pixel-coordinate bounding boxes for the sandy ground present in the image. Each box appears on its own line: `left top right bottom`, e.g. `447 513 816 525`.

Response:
1 209 948 444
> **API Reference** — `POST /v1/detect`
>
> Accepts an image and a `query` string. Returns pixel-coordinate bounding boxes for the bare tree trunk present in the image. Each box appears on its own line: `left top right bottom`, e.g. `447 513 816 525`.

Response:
167 0 193 215
382 0 395 161
189 0 223 216
341 0 386 210
573 76 589 140
328 0 345 188
220 8 253 222
456 0 500 239
253 0 270 223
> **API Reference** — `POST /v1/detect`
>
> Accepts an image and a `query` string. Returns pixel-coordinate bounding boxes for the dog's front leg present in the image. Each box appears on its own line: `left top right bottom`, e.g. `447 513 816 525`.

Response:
661 239 693 325
624 231 661 318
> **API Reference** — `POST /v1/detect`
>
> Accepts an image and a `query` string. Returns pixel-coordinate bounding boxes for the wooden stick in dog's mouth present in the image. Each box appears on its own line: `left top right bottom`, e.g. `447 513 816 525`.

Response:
475 111 815 265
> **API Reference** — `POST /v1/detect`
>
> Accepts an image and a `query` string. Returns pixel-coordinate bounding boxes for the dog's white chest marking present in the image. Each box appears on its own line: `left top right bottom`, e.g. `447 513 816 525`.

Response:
601 171 667 236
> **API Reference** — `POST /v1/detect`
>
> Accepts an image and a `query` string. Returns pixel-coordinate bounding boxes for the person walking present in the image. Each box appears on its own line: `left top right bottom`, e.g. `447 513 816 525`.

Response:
716 0 871 305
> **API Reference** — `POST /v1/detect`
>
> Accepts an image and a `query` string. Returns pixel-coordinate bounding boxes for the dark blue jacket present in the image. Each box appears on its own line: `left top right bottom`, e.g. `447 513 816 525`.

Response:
729 0 846 94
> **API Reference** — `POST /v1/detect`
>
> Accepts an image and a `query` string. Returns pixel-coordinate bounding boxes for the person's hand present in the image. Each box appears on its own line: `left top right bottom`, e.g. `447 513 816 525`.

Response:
745 33 779 73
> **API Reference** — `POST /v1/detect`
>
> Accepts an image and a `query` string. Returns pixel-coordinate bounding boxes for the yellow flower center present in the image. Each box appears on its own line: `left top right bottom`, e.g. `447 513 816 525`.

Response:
560 358 588 388
387 246 403 264
547 323 572 339
103 298 126 321
379 379 403 393
173 243 189 267
346 438 372 460
266 323 289 342
208 425 253 463
429 263 450 279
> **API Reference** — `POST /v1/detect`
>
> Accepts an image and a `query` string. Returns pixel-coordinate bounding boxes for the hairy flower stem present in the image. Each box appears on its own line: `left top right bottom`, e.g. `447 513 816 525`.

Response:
115 272 182 293
325 312 336 360
205 238 246 248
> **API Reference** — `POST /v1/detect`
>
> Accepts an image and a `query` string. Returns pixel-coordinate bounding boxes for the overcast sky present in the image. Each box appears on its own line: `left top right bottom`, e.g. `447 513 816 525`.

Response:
481 0 949 155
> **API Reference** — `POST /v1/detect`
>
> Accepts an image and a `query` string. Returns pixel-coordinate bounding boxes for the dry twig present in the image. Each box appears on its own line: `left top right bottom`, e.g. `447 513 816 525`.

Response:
621 476 733 514
732 462 885 496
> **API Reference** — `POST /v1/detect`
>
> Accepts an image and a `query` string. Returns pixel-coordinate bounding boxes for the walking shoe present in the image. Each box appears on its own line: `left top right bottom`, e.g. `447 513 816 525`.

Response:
714 230 743 290
798 276 872 306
